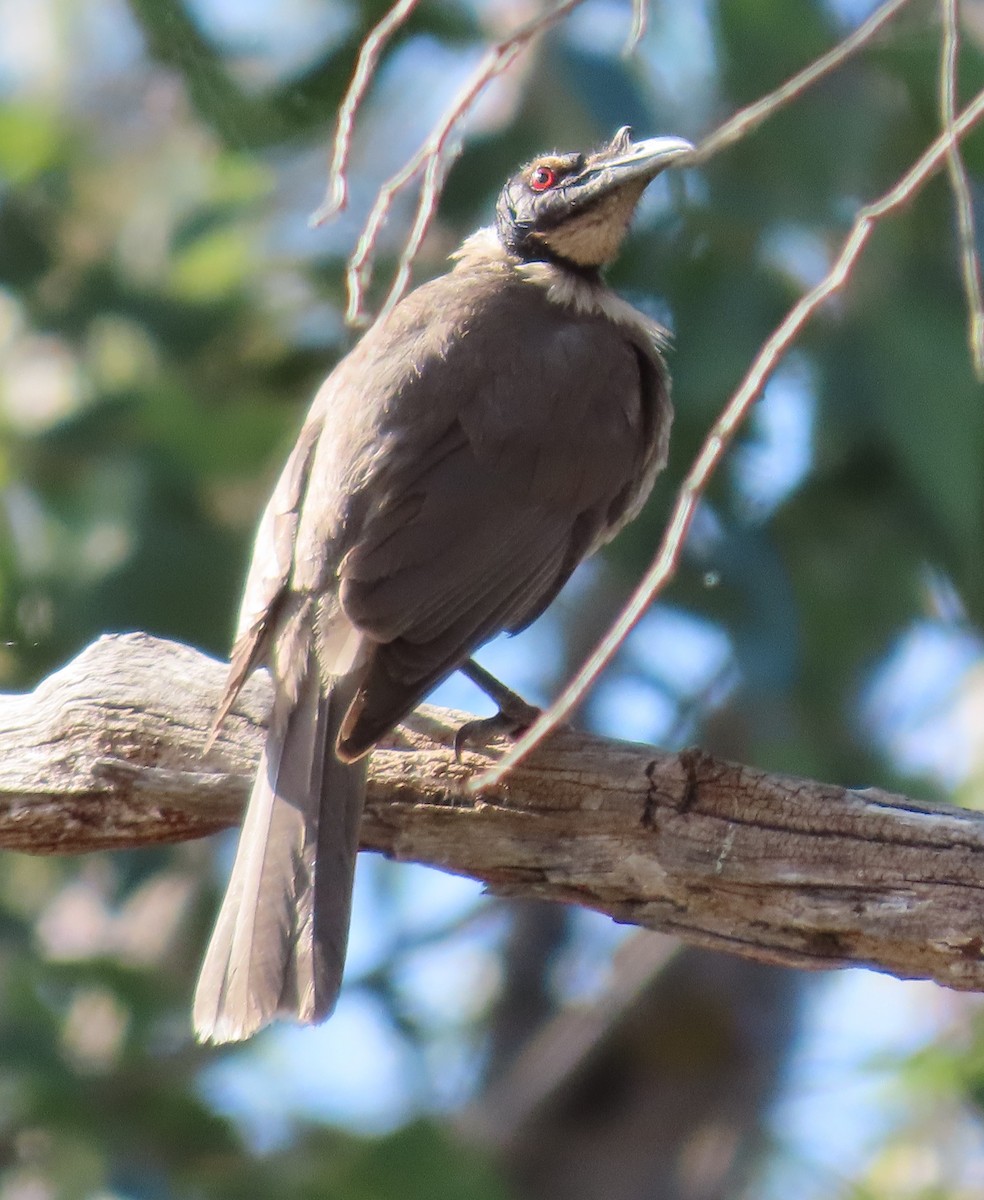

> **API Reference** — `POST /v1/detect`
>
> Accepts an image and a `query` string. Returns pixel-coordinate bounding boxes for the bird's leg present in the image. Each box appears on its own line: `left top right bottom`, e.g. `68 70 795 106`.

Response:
460 659 535 720
454 659 541 760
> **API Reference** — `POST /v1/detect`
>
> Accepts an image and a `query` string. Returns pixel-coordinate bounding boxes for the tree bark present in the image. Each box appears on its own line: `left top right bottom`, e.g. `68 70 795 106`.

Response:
3 632 983 991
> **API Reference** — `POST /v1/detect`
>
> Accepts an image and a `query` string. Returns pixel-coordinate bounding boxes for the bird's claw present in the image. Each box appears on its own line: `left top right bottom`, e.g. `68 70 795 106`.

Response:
453 703 540 763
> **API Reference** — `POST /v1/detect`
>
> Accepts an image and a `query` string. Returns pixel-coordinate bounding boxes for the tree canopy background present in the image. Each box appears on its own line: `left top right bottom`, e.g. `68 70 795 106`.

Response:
1 0 983 1196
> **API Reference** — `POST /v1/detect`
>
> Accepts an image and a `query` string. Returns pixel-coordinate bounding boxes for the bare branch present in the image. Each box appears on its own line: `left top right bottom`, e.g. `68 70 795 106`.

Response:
622 0 648 57
479 86 984 788
7 633 984 993
695 0 913 164
345 0 590 325
309 0 422 228
374 109 464 321
940 0 984 380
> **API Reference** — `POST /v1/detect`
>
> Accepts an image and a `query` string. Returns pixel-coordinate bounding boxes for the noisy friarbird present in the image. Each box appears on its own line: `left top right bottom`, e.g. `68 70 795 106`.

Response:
194 126 692 1042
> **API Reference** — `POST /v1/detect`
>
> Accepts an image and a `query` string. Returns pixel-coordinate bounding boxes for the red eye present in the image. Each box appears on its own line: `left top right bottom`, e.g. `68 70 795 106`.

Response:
530 165 557 192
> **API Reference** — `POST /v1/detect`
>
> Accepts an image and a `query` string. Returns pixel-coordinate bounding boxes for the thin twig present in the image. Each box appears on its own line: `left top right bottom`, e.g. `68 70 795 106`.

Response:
473 87 984 791
345 146 429 325
345 0 590 325
623 0 648 57
376 129 459 321
940 0 984 380
372 38 534 322
310 0 422 228
695 0 912 163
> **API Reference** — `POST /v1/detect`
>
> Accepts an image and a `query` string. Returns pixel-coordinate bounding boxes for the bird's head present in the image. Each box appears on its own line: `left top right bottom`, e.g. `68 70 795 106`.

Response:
495 126 692 272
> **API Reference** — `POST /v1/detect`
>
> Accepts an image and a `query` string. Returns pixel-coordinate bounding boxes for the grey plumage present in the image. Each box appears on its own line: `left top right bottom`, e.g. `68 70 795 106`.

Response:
194 670 365 1039
194 127 691 1043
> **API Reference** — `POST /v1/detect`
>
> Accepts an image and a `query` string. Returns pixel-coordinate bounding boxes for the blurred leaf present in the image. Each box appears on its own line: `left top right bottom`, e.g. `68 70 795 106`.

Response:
0 106 63 183
169 223 255 299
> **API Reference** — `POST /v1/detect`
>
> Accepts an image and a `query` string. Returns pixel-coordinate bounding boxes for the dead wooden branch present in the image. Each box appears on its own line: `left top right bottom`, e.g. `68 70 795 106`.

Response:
3 633 984 993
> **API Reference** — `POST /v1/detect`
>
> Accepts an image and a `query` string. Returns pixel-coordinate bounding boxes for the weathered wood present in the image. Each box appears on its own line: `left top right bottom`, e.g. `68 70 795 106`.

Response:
2 632 983 991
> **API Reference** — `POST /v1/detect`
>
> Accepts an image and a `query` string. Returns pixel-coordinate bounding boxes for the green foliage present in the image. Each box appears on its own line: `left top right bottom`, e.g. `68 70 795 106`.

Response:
0 106 64 183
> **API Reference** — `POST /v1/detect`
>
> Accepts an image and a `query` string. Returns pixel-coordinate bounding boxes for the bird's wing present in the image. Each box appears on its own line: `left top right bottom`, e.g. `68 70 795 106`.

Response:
211 402 327 729
321 271 670 756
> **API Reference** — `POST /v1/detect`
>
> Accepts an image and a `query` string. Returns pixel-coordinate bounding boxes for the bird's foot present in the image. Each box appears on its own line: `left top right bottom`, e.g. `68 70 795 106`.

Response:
453 702 540 762
454 658 540 761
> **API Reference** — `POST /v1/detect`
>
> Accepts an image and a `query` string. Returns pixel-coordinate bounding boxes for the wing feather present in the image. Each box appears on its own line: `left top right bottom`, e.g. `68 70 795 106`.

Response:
221 263 670 751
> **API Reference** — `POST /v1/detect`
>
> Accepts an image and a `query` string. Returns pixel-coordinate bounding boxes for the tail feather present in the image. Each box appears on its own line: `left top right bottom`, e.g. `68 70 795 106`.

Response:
194 668 366 1043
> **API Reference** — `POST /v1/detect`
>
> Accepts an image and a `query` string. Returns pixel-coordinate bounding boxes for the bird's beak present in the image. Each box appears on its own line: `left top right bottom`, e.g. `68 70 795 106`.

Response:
596 130 694 183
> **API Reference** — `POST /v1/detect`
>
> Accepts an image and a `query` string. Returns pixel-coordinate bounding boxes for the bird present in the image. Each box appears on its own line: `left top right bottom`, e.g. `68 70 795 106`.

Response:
193 125 692 1043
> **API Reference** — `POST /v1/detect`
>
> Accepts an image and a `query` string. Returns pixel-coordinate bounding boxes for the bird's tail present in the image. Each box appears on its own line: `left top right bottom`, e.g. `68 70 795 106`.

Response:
193 667 366 1043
